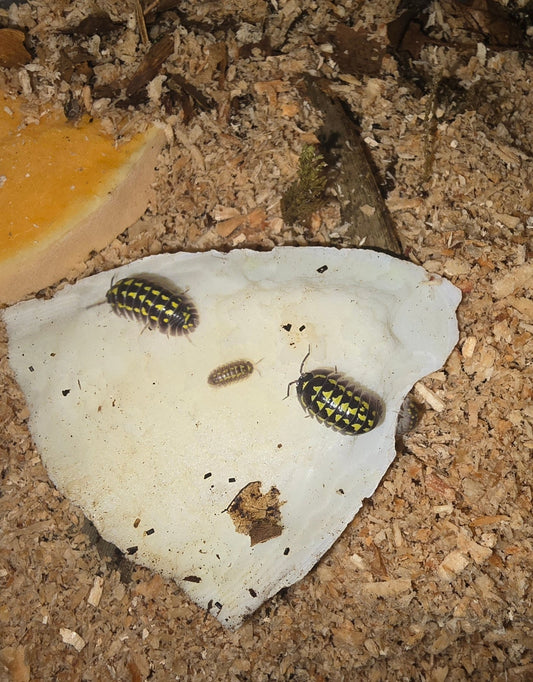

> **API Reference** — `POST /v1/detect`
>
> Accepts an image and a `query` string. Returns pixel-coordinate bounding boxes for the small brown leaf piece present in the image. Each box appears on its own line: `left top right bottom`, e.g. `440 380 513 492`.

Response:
0 29 31 68
65 12 122 37
330 25 385 77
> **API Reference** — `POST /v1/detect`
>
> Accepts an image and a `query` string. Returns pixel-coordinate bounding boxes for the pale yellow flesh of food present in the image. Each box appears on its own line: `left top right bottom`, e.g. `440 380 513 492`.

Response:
0 92 165 304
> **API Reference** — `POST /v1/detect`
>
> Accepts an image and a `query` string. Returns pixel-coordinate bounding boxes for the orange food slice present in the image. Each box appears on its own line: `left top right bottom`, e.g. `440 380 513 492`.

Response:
0 92 165 304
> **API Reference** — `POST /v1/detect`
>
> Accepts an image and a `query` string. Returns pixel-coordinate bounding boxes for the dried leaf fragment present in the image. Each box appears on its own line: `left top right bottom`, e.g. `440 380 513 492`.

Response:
226 481 284 546
0 29 31 68
64 12 122 36
329 24 385 77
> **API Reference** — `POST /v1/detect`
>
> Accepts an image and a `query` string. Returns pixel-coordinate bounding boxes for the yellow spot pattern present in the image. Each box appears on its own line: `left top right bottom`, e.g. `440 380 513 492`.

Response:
106 277 198 334
299 370 383 435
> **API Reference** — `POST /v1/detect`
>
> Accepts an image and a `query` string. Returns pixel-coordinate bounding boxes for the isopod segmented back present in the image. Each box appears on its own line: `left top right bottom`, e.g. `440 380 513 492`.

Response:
395 395 423 437
106 277 198 335
208 360 255 387
289 350 384 435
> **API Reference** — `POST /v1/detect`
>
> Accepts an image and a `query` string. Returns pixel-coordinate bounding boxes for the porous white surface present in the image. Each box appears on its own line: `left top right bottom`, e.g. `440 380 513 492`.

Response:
4 247 461 628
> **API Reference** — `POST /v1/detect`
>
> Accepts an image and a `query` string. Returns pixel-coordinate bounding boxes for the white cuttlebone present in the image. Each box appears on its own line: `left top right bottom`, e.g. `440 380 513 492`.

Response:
3 247 461 628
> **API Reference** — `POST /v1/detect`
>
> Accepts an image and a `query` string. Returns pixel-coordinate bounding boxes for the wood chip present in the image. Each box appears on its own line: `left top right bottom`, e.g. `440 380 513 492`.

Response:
2 1 532 676
59 628 86 652
437 551 469 581
215 214 246 237
362 578 412 597
508 296 533 319
413 383 445 412
0 646 30 682
456 533 493 565
461 336 477 358
469 515 510 528
493 263 533 298
87 576 104 607
360 204 376 217
134 574 164 600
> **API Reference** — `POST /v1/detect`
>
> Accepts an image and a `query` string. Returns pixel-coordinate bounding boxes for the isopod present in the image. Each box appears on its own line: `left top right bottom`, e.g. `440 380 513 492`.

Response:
395 395 423 437
208 360 255 387
106 277 198 335
287 348 384 435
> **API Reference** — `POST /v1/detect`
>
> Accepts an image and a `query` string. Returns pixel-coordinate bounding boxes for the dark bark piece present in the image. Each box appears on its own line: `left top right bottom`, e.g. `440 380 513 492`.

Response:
125 33 174 100
305 76 403 256
167 74 215 111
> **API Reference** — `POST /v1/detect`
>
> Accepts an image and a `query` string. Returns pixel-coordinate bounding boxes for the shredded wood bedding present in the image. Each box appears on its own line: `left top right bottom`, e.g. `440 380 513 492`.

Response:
1 0 532 680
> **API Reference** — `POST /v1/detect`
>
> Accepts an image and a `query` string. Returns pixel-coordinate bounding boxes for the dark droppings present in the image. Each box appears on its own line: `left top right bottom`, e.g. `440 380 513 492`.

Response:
145 528 155 536
317 264 328 273
284 547 290 555
183 575 202 583
248 588 257 598
282 323 292 331
28 366 34 372
62 389 70 396
204 472 212 479
126 546 138 555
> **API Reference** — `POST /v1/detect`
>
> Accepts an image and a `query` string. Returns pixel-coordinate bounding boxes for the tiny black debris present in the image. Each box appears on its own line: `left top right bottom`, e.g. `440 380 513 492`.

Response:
317 264 328 273
62 389 70 396
282 323 292 331
126 546 138 555
248 588 257 598
284 547 290 555
145 528 155 536
204 472 212 479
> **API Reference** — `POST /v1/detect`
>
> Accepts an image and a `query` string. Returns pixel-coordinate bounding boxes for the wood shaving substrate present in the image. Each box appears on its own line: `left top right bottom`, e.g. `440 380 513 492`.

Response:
1 1 532 680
